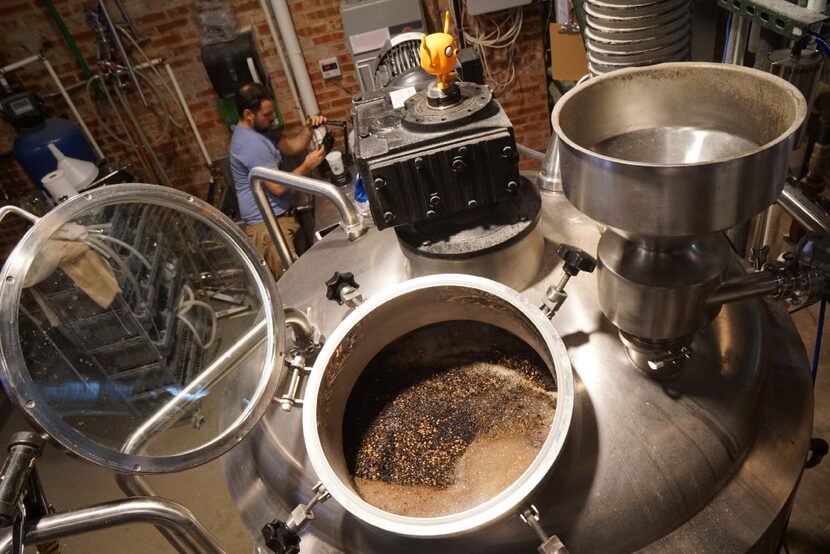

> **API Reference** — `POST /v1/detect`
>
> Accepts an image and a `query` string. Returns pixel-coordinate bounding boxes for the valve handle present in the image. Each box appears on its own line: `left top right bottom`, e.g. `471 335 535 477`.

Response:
556 244 597 276
325 272 359 305
262 519 301 554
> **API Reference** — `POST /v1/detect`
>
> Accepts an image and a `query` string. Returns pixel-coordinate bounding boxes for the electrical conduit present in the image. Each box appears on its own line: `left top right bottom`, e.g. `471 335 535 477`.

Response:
268 0 320 117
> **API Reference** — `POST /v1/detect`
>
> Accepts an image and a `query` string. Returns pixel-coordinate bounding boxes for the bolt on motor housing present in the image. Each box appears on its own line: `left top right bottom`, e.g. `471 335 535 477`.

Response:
352 81 522 231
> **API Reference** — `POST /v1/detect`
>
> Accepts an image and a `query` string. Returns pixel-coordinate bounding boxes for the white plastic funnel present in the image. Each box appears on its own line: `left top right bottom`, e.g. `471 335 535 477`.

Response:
47 143 98 191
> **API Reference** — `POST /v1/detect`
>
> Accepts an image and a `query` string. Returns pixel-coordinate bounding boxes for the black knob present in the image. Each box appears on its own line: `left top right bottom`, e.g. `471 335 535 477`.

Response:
556 244 597 276
262 519 301 554
325 271 359 304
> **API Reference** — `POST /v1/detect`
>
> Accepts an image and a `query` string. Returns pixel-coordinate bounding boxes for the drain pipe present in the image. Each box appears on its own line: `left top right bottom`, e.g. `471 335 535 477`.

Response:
268 0 319 117
258 0 305 122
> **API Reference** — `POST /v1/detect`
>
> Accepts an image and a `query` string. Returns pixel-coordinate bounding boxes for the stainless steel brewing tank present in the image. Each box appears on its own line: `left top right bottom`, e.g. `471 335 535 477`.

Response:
221 192 813 552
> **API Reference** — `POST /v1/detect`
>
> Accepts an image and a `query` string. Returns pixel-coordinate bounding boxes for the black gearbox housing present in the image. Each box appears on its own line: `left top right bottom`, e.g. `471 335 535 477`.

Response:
352 82 522 231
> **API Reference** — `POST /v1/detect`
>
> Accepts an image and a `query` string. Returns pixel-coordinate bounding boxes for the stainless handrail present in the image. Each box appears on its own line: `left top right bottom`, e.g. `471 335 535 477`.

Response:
0 497 224 554
249 166 367 273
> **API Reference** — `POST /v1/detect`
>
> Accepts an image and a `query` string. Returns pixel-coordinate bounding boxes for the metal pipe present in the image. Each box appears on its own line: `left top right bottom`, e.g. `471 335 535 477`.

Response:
517 144 544 162
539 135 563 193
249 167 366 268
251 180 296 272
284 307 317 350
41 57 105 160
779 183 830 235
112 0 140 40
112 79 172 186
258 0 305 122
707 271 780 306
1 55 40 73
268 0 320 116
120 319 267 455
113 473 193 553
0 498 224 554
0 206 38 225
44 0 103 100
164 62 212 166
729 16 749 65
99 0 147 106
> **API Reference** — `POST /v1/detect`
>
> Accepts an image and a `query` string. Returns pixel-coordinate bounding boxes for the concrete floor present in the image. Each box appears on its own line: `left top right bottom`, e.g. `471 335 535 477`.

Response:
0 302 825 553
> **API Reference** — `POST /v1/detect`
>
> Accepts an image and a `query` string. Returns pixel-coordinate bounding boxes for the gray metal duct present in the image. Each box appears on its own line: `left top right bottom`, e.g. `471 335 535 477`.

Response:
583 0 693 75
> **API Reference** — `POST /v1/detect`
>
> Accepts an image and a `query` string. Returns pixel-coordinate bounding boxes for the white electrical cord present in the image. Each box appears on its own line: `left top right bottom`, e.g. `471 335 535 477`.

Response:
83 237 147 314
93 233 153 270
458 2 524 95
177 285 218 349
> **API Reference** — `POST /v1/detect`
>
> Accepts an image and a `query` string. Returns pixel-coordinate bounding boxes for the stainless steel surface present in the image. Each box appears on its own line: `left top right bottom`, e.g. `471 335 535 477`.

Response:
596 232 729 340
0 497 224 554
250 166 367 274
400 221 545 292
251 169 297 273
301 274 574 540
554 63 807 238
779 182 830 235
538 135 563 193
284 307 319 351
114 472 194 554
726 14 749 66
250 167 365 238
583 0 692 76
708 270 782 306
221 193 813 552
0 184 284 474
517 143 545 162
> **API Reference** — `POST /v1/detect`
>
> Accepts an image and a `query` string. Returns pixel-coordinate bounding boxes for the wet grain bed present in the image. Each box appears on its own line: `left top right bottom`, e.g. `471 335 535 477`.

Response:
343 321 557 517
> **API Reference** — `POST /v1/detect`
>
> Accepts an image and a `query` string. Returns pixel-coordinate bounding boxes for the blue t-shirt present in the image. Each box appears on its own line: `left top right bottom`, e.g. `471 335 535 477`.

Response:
230 125 291 225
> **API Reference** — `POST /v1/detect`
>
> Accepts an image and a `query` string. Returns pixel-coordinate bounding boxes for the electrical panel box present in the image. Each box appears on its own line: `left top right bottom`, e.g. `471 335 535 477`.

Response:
340 0 426 93
466 0 532 16
319 57 342 79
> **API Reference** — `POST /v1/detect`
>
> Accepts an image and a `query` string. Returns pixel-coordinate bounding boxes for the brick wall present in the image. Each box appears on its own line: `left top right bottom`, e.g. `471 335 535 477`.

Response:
0 0 550 261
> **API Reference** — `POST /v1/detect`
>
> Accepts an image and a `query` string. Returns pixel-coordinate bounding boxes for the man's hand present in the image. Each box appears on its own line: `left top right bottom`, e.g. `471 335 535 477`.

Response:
307 114 327 128
295 146 326 175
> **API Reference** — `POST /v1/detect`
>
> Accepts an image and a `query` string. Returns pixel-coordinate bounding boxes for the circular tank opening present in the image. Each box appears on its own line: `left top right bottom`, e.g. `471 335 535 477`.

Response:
302 277 574 537
343 320 557 517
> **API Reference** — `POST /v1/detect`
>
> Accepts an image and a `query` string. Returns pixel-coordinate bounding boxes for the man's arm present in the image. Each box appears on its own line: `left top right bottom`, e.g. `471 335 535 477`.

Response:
276 115 327 155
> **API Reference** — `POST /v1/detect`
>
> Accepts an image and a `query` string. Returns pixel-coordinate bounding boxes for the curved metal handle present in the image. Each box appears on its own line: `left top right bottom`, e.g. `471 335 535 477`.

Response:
0 497 224 554
0 206 38 226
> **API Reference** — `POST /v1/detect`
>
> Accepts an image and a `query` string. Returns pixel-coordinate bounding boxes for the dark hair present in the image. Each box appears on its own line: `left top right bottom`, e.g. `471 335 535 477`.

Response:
235 82 271 117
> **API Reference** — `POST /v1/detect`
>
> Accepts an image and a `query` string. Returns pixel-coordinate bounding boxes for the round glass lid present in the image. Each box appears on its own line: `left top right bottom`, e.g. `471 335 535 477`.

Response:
0 184 285 473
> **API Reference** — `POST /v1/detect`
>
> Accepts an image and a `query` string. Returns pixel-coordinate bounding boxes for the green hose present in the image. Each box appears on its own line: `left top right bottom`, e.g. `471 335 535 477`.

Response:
43 0 104 100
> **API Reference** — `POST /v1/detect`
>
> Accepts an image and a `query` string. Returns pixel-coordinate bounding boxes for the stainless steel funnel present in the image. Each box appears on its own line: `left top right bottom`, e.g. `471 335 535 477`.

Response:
554 62 806 239
552 63 807 374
